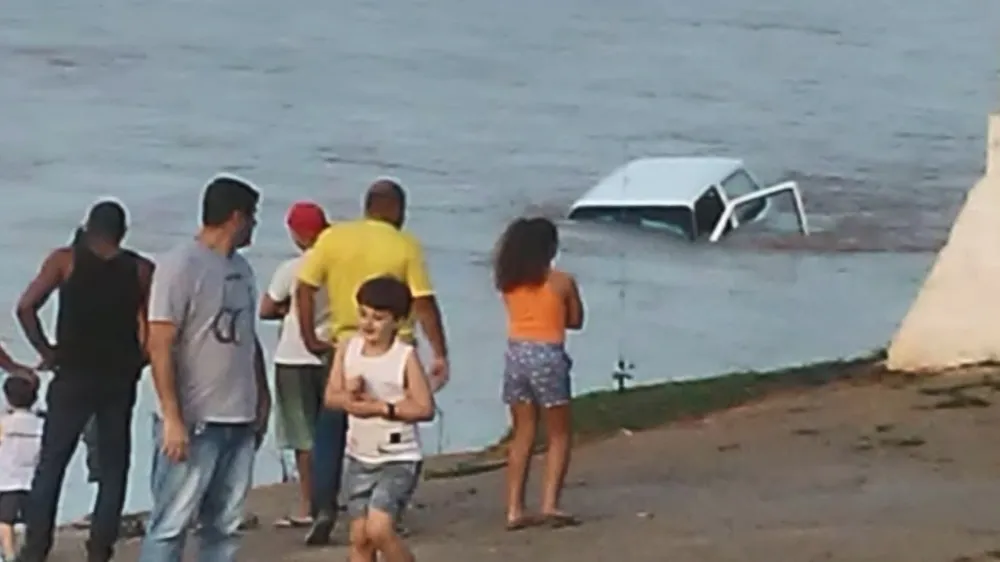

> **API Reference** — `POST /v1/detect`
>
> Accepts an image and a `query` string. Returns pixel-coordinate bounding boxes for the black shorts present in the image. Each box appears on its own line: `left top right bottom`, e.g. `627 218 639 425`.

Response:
0 491 28 524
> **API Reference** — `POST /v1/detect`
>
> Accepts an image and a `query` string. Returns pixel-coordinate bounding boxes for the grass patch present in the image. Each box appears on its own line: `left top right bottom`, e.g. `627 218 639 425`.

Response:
563 349 884 444
424 349 886 480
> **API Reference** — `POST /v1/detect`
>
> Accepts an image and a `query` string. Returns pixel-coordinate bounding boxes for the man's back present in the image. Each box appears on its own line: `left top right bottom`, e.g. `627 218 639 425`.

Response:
149 240 259 424
299 218 432 344
55 243 146 376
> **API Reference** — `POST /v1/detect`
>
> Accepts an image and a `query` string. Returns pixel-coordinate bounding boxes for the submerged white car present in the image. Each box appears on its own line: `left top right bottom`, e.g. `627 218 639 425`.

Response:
567 157 809 242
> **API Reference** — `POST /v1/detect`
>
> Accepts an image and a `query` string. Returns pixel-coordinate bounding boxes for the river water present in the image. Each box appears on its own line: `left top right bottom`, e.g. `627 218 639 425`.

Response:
1 0 998 522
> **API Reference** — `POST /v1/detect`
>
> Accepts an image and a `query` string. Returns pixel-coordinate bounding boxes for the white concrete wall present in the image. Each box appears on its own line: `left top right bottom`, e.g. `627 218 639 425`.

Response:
887 113 1000 371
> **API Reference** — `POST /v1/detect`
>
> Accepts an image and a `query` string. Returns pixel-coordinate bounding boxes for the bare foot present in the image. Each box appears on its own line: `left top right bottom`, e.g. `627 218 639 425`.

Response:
505 513 542 531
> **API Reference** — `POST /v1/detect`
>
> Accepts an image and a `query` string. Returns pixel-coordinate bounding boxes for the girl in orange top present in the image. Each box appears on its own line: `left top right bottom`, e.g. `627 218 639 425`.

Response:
493 217 584 531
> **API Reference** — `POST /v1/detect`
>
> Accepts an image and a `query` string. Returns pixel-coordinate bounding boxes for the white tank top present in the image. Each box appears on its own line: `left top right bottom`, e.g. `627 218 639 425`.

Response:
344 336 422 464
0 410 43 492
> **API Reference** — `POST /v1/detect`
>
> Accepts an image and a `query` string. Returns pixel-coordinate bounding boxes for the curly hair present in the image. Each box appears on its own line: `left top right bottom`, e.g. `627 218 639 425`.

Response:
492 217 559 293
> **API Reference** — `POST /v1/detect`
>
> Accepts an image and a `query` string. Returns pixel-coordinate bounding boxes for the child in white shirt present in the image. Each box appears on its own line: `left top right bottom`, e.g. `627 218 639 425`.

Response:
0 376 42 562
324 276 434 562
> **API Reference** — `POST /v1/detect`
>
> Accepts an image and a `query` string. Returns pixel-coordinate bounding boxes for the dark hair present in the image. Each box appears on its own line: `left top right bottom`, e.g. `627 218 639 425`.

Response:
493 217 559 293
82 200 127 243
4 376 37 409
201 176 260 227
364 179 406 212
356 276 413 320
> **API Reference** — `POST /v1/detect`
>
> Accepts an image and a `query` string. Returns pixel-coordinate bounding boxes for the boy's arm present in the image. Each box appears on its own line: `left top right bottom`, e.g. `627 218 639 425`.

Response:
391 350 435 423
0 344 32 378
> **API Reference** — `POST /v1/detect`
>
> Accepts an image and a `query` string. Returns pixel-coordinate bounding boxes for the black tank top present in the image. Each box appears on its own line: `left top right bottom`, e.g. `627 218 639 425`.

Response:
55 242 144 376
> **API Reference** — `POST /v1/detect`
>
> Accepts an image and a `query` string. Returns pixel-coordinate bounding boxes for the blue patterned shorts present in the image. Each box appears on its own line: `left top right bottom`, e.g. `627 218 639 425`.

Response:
502 340 573 407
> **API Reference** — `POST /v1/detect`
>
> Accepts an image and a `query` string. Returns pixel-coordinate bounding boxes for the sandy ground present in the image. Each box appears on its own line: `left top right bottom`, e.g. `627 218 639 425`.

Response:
49 366 1000 561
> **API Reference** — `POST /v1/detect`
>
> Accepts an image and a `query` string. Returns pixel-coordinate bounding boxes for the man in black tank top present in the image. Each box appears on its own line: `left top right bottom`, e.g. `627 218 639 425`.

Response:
14 201 154 562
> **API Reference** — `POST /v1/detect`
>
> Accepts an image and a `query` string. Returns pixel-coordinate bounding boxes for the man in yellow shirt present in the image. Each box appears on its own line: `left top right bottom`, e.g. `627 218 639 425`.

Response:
294 178 448 545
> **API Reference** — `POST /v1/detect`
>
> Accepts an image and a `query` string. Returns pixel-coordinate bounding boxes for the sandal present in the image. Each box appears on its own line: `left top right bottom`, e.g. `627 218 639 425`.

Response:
274 515 314 528
542 512 581 529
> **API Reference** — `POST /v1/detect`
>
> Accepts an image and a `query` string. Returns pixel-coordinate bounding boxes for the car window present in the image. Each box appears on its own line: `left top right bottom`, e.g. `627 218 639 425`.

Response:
721 170 765 222
568 205 695 240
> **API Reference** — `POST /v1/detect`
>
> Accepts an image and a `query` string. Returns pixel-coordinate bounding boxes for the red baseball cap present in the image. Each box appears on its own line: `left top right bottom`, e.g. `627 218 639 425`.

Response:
286 202 328 238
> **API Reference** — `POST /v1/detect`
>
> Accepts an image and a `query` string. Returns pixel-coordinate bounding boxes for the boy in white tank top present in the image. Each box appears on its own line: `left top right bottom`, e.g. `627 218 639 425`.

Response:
0 376 42 562
324 276 434 562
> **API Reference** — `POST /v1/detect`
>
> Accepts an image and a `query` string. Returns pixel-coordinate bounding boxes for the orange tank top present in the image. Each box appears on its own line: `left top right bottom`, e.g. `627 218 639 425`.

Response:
502 273 566 344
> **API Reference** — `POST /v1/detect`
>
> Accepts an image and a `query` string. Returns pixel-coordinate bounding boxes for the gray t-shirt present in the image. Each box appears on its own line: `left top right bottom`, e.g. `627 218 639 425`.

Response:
148 241 259 424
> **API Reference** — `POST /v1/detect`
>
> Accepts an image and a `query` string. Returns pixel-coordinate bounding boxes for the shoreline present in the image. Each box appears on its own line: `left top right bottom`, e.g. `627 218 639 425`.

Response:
62 348 889 534
421 348 888 479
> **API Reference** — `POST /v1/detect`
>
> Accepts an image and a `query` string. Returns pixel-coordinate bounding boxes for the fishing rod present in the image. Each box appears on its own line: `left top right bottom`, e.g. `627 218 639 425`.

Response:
612 141 636 393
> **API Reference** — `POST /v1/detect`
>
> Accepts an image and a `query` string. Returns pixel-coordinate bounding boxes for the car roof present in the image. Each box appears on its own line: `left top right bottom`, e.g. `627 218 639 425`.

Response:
570 157 745 210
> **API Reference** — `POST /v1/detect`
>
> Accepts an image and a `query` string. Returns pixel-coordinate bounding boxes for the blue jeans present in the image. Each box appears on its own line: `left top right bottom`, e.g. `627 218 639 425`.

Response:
310 407 346 518
138 418 256 562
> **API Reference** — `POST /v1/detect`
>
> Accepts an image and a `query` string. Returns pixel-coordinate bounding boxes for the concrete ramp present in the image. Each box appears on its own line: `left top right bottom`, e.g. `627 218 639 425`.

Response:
887 114 1000 371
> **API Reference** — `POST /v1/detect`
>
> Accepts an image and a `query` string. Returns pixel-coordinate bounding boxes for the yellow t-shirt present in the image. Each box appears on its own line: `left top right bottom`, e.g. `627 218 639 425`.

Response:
297 218 434 344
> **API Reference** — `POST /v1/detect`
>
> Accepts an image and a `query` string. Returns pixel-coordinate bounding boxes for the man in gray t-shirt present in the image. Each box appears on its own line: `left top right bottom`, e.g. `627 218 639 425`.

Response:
149 240 258 424
138 176 271 562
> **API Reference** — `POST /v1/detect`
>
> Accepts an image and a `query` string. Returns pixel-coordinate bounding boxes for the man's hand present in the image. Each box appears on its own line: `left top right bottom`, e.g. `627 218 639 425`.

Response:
253 397 271 450
429 356 449 392
36 346 57 372
161 416 189 462
304 336 332 358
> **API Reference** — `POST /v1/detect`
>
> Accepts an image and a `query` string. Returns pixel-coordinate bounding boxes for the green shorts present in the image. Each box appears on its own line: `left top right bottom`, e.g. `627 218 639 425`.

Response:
274 363 326 451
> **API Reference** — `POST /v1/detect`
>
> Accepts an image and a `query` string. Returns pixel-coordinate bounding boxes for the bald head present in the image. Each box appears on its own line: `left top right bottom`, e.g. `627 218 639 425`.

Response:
364 178 406 228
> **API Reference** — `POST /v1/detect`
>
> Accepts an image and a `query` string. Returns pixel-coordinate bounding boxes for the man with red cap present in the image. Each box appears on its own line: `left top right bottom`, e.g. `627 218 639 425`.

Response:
259 202 332 530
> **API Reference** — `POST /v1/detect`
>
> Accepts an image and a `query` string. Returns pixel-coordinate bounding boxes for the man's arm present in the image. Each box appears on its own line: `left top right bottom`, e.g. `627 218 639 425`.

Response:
259 296 289 320
16 249 68 364
147 321 182 423
146 253 189 426
296 235 333 354
260 261 292 321
405 239 448 360
136 256 156 359
253 337 271 442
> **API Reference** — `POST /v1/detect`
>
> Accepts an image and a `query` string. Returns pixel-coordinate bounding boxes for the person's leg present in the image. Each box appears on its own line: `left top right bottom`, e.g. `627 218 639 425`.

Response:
138 420 220 562
273 365 314 524
18 377 93 562
195 424 255 562
0 524 14 562
292 451 312 520
347 518 375 562
305 407 347 545
343 459 377 562
0 492 19 561
364 462 421 562
501 342 539 529
539 405 572 519
87 380 138 561
532 346 577 525
82 416 100 484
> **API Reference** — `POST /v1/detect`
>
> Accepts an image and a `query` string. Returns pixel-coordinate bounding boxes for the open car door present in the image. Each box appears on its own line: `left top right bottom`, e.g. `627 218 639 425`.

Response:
709 181 809 243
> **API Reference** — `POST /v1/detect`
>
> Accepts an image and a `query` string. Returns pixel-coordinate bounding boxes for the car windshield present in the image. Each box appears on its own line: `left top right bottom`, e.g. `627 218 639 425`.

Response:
568 205 695 240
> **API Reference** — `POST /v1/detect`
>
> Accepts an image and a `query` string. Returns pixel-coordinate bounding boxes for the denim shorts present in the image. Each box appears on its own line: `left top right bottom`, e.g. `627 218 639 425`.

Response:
343 458 421 521
502 340 573 407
